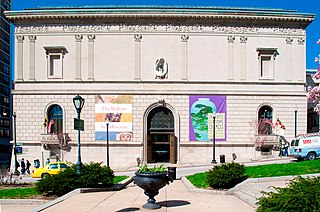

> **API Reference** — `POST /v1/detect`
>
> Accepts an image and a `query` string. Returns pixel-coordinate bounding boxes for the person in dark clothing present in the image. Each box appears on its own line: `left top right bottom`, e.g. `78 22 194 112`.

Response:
20 158 26 175
26 160 31 174
15 160 20 175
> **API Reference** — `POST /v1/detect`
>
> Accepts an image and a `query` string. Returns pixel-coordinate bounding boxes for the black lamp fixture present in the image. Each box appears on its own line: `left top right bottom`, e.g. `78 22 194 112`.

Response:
73 95 85 114
73 94 85 175
106 117 110 167
211 112 217 164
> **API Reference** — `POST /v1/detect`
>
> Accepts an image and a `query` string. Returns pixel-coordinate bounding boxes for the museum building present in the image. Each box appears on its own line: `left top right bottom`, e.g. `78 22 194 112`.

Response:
4 6 314 169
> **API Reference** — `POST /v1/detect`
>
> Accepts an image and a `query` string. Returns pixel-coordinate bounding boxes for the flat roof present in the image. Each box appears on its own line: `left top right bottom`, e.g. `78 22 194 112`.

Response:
5 5 315 26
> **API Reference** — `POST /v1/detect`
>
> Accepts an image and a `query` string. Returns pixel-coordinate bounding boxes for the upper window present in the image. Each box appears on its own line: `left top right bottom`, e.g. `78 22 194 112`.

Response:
47 104 63 134
257 48 278 80
44 46 68 79
258 105 273 135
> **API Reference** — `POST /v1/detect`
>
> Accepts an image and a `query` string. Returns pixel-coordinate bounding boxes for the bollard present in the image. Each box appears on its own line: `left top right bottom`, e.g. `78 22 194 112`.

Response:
168 167 176 180
220 154 225 163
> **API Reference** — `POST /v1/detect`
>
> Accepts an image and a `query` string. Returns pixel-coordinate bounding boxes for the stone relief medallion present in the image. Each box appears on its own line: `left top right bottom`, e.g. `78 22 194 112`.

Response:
154 58 168 79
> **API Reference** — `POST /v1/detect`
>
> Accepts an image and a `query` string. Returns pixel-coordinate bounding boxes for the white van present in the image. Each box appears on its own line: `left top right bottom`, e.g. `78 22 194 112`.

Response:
289 134 320 161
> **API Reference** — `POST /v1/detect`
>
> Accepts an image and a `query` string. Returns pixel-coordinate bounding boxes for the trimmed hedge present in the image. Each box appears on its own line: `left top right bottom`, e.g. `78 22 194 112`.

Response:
257 176 320 211
206 162 247 189
36 162 114 196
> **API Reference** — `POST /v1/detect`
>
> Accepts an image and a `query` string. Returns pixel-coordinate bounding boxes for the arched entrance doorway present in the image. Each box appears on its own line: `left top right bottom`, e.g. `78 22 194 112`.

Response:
146 106 176 163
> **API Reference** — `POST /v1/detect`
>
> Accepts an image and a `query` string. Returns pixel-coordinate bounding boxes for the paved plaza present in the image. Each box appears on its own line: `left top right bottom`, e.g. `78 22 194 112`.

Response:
1 157 312 212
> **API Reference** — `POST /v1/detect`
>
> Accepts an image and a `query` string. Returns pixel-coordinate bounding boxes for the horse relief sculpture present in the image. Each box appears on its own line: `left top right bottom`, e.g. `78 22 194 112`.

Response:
154 57 168 79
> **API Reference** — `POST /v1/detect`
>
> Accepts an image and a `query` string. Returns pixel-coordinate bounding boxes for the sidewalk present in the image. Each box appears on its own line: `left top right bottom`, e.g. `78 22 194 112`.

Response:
1 157 296 212
37 180 255 212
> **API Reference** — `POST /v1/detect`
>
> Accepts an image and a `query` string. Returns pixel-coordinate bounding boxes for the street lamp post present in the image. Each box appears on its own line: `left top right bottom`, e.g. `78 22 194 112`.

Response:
12 112 18 175
294 105 298 137
73 94 85 175
211 112 217 164
106 118 110 167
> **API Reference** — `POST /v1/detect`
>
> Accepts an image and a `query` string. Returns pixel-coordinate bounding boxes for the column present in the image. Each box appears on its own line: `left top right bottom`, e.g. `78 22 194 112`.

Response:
28 35 36 81
75 35 83 80
285 37 293 81
16 35 24 81
181 35 189 80
87 35 95 81
134 34 142 80
297 38 305 82
240 36 247 80
227 35 235 80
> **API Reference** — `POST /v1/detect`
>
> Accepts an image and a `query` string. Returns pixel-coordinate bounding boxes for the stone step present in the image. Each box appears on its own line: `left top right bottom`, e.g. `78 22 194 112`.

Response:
233 181 282 208
233 190 258 208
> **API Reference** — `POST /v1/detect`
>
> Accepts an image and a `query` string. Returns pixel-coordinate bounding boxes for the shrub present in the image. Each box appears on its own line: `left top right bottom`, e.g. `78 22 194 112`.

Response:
256 176 320 212
137 164 166 173
36 162 114 196
206 162 247 189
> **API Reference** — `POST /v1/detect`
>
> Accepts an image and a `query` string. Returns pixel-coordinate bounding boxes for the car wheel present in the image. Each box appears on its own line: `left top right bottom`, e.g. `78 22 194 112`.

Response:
307 153 316 161
41 173 50 179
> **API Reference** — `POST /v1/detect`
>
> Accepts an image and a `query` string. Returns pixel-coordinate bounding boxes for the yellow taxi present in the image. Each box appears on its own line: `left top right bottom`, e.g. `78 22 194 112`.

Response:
31 162 71 179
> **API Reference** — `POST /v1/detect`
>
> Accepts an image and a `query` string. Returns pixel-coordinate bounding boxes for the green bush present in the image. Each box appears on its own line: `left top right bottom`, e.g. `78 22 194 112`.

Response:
206 162 247 189
257 176 320 212
36 162 114 196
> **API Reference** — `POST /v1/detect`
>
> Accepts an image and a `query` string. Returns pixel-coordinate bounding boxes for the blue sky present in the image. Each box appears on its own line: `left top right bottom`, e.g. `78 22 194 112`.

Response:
12 0 320 69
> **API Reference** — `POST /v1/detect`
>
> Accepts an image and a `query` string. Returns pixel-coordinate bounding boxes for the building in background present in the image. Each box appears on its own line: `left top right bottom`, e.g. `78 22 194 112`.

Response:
0 0 12 168
5 6 314 169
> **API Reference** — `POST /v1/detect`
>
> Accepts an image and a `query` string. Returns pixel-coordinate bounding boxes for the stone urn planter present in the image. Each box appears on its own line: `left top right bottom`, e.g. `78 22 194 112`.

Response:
134 165 173 209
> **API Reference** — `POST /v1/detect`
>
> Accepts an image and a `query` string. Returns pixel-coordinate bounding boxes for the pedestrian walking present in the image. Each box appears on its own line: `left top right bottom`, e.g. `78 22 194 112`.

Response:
20 158 26 175
15 160 20 175
26 160 31 174
283 141 289 156
46 158 50 164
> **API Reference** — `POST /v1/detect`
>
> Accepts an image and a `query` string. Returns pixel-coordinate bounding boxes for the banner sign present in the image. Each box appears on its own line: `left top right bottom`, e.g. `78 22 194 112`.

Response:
95 95 133 141
189 95 227 141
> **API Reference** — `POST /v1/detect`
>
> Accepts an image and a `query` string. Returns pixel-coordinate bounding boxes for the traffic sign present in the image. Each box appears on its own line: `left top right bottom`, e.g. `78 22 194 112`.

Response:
74 118 84 131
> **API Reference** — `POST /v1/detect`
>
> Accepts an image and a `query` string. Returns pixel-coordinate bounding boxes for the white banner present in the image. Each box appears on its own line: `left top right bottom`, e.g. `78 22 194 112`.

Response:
95 104 132 113
95 122 132 132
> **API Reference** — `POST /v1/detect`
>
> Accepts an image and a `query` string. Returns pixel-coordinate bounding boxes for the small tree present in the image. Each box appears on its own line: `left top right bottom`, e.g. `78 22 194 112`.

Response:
249 119 275 149
307 39 320 113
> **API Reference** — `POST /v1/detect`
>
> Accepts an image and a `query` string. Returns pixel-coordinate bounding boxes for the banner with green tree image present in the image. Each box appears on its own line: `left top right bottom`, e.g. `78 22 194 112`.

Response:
189 96 226 141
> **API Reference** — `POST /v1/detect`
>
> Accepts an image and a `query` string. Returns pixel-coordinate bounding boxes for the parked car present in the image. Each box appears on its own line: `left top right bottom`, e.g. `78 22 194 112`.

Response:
289 134 320 161
31 161 71 178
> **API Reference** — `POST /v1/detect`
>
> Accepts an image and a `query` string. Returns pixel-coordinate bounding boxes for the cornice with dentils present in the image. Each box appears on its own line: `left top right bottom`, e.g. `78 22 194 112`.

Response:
4 7 315 26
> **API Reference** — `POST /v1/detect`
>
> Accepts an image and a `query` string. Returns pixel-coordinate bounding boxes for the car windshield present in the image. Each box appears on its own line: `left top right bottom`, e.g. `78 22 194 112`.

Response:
48 164 58 169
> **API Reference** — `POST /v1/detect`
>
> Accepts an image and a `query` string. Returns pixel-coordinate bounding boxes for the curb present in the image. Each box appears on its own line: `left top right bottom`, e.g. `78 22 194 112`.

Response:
31 189 81 212
182 173 320 196
30 177 134 212
181 176 228 195
0 199 49 204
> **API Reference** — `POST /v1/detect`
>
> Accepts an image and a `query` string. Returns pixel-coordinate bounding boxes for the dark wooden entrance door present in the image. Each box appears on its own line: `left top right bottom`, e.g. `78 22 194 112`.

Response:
169 133 176 163
147 106 176 163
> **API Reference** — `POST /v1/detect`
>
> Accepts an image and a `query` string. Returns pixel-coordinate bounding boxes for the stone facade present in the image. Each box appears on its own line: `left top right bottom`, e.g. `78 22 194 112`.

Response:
5 6 314 169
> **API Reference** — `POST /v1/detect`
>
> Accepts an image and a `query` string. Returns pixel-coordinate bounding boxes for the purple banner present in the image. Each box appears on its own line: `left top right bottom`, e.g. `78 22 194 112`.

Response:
189 95 227 141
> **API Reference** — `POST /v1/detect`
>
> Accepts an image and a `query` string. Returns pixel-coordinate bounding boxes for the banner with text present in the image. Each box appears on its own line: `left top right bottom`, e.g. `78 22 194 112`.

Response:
95 95 133 141
189 95 226 141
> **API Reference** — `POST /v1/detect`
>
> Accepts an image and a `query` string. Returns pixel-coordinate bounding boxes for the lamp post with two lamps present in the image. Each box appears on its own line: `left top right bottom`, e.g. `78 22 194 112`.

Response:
1 108 18 174
106 117 110 167
73 94 85 175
